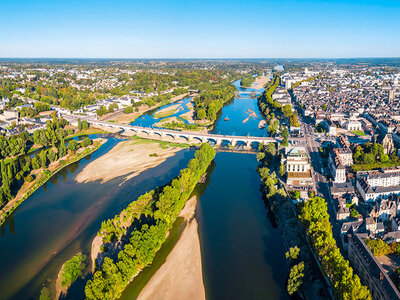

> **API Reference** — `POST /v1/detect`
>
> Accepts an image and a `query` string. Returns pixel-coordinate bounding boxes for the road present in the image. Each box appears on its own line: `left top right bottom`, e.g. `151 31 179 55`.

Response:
300 120 342 241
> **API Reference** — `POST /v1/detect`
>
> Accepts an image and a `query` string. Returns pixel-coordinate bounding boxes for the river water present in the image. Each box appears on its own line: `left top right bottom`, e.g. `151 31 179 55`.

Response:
0 77 289 300
0 136 194 299
198 152 289 300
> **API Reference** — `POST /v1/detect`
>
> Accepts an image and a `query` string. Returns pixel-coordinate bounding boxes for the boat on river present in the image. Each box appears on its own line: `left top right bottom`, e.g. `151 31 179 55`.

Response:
224 116 230 121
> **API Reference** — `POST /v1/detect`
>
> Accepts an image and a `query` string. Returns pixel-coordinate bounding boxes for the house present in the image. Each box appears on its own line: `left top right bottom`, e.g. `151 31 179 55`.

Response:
356 169 400 202
337 205 350 220
3 109 19 120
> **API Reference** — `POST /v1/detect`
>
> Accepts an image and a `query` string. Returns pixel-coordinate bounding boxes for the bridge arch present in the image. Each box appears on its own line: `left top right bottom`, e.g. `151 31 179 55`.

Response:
152 131 163 137
191 136 204 144
220 139 233 147
140 129 150 136
178 134 190 141
165 133 176 139
206 138 218 146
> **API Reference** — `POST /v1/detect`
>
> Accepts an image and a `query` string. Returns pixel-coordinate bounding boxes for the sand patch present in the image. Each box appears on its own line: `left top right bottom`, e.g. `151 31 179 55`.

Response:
179 110 195 124
154 104 181 118
138 196 205 300
252 75 271 89
75 140 182 184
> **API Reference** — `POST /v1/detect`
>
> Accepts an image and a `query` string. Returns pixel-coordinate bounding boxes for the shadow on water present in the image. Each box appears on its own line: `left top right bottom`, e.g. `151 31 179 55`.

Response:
197 152 289 300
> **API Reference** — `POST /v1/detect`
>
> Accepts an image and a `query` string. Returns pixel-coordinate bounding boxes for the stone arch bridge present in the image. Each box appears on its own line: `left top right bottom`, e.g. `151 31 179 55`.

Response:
87 120 278 147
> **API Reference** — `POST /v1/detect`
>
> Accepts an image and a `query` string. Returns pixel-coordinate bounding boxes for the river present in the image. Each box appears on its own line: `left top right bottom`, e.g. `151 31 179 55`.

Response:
0 135 194 299
198 152 289 300
0 76 289 299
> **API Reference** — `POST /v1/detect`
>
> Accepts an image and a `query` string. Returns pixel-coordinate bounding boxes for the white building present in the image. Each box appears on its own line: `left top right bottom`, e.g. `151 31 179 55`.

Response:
356 168 400 202
283 147 313 186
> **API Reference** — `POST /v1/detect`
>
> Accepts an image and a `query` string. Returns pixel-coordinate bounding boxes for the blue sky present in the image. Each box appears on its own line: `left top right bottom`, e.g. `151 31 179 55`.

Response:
0 0 399 58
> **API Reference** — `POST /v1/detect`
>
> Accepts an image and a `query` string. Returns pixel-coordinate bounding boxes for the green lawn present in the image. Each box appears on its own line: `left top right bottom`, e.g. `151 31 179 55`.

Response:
352 161 400 172
351 130 366 136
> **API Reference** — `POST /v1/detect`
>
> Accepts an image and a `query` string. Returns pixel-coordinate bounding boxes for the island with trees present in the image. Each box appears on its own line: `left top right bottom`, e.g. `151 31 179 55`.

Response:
83 144 216 299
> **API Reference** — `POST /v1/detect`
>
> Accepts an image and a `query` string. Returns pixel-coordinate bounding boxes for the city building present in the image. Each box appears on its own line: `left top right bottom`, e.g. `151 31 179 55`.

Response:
348 232 400 300
283 147 313 186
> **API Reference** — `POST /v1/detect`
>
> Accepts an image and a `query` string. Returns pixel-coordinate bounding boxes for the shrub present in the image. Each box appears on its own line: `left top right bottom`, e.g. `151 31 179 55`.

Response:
61 253 86 287
24 174 35 182
81 137 92 147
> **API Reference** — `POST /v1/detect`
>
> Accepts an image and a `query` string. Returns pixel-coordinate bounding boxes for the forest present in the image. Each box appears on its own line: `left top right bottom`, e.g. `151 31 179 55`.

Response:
240 75 255 88
84 144 216 300
0 117 92 209
193 82 236 122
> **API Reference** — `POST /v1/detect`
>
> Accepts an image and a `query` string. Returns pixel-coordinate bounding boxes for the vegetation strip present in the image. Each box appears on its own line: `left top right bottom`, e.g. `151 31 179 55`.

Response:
299 197 371 299
0 138 105 225
84 144 216 299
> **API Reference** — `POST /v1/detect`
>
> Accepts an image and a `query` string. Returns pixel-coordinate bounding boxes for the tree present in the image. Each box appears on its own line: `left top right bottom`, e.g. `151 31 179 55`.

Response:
268 119 279 136
123 106 133 114
362 153 375 164
287 262 305 295
96 105 107 116
61 254 86 287
282 104 292 118
289 114 300 127
266 143 276 156
78 118 82 131
68 140 80 153
322 104 327 111
47 149 57 162
81 137 92 147
281 126 289 146
58 139 66 158
257 152 265 162
39 150 47 168
39 287 51 300
82 120 89 130
196 108 206 120
380 153 389 163
279 163 286 177
365 239 389 256
285 246 300 260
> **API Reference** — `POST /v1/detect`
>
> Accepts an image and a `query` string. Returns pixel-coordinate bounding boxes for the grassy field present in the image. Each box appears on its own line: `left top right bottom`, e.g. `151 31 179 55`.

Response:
153 108 176 119
67 128 109 139
351 130 366 136
352 161 400 172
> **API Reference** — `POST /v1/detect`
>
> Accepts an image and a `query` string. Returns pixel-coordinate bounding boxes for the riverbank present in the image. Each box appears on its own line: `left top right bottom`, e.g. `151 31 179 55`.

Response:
138 195 205 300
180 109 196 124
75 139 183 184
0 138 106 226
251 75 271 89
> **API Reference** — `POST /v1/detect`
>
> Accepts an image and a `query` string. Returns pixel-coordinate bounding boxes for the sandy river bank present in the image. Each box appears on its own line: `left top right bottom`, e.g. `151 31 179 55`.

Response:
137 195 205 300
75 140 183 184
252 75 271 89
